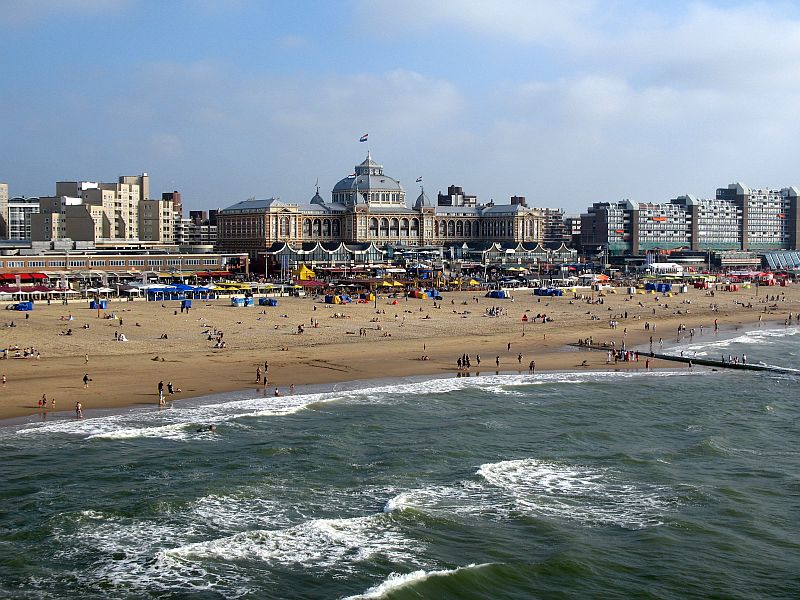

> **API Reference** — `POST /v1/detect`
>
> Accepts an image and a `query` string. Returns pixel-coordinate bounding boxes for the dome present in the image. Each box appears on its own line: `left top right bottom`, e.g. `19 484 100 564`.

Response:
331 153 406 207
310 187 325 206
414 189 433 209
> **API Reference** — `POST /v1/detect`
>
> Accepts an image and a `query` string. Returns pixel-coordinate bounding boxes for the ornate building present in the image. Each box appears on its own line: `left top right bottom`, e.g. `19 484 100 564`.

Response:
216 153 545 260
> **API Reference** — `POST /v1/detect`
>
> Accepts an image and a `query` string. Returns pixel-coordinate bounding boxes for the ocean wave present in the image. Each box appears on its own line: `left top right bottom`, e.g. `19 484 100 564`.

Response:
476 458 675 529
168 514 422 571
666 326 798 358
342 563 493 600
11 370 682 440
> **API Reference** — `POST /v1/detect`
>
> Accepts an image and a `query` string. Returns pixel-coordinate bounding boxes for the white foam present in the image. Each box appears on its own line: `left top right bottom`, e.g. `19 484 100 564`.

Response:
666 326 798 357
477 458 674 529
13 370 672 440
169 514 422 571
343 563 492 600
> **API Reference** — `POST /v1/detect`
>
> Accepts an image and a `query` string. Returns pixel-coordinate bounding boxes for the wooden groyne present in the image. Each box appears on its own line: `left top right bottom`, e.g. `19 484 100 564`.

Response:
570 344 798 375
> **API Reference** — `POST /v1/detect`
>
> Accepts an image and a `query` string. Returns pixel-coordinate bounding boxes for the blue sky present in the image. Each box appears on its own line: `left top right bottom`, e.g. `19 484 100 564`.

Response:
2 0 800 213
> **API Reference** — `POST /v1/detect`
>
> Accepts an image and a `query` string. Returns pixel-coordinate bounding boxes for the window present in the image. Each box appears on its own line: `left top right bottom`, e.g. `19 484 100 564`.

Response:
90 260 106 267
185 259 201 266
7 261 23 268
167 259 182 266
148 259 162 267
128 260 145 267
68 260 85 267
48 260 66 267
27 260 45 267
109 260 125 266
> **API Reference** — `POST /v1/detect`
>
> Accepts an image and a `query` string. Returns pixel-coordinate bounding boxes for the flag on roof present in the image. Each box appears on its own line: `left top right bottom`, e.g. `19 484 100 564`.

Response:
416 176 423 182
359 133 369 142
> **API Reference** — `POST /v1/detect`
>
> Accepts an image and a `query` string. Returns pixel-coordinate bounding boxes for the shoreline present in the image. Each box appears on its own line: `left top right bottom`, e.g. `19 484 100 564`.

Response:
1 285 797 422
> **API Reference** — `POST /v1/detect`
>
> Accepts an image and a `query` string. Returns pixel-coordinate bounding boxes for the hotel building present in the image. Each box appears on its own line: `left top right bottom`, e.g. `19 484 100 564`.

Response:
217 153 546 261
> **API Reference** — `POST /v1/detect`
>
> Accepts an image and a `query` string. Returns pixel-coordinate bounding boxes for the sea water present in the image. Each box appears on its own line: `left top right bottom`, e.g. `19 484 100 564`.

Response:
1 327 798 599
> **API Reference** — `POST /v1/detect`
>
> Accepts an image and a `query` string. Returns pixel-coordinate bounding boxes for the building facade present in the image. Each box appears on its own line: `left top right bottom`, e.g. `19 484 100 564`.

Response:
581 183 800 256
7 197 40 240
217 153 546 260
0 183 8 238
27 173 179 245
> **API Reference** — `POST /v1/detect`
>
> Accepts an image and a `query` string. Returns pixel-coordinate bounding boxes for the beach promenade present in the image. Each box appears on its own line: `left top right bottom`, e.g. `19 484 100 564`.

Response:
1 284 797 420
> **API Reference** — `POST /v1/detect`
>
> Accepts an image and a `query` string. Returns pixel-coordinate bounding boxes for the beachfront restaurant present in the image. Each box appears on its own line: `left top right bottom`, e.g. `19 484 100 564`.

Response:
264 241 386 272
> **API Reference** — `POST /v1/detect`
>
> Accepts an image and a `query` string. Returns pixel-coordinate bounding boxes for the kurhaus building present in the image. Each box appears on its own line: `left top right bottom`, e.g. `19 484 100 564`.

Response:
216 153 546 260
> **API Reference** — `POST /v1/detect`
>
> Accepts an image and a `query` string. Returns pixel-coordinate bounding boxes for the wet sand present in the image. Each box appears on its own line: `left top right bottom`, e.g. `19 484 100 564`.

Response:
1 283 796 420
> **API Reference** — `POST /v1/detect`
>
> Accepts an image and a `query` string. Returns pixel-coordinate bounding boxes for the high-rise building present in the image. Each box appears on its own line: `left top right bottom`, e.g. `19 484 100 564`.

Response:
437 185 477 207
580 183 800 255
0 183 8 238
7 197 40 240
139 198 175 243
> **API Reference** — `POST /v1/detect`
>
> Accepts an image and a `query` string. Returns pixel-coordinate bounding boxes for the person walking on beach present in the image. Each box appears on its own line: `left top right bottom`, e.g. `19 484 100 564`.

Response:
518 353 523 364
529 359 536 374
507 342 511 352
158 380 165 404
85 353 89 364
75 401 83 418
274 387 281 397
256 366 262 384
83 373 90 388
495 355 500 368
167 381 174 395
1 374 5 386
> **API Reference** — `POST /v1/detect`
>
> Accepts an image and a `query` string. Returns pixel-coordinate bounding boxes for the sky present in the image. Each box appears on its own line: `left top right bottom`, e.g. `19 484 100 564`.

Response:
2 0 800 214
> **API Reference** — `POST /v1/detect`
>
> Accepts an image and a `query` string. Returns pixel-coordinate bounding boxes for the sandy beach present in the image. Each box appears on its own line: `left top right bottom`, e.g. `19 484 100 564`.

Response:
1 283 797 421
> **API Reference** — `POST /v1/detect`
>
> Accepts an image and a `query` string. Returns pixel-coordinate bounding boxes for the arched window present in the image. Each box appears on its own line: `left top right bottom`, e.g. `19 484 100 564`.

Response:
464 221 471 237
448 220 455 237
280 217 290 237
313 219 321 236
456 221 463 236
323 219 331 236
400 218 409 236
390 218 399 237
434 221 440 237
369 217 378 236
332 220 340 237
303 219 311 237
380 218 389 237
411 218 419 235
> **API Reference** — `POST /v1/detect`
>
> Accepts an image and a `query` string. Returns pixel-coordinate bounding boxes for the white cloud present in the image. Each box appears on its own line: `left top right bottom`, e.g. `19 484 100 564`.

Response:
359 0 597 46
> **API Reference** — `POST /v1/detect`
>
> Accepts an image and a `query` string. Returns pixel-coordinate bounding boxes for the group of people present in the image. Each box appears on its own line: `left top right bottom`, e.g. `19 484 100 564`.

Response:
157 379 179 405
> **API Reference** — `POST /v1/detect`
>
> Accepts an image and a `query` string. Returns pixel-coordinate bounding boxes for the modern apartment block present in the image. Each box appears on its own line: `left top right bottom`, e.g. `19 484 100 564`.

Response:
536 206 568 245
176 210 218 248
580 183 800 255
139 198 175 243
0 183 8 238
27 173 180 245
6 196 40 240
715 183 800 250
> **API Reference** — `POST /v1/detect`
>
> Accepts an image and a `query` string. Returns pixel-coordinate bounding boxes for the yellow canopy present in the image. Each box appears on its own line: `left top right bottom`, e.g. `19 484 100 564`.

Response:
293 264 316 281
392 280 404 287
380 280 394 287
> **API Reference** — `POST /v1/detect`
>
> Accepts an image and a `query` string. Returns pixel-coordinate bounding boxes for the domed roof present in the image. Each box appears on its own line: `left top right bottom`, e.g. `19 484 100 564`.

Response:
331 174 404 193
414 189 433 209
310 187 325 205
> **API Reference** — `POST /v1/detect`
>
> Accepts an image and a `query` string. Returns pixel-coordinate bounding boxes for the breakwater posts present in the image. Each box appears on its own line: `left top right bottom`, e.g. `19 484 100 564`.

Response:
569 344 797 375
